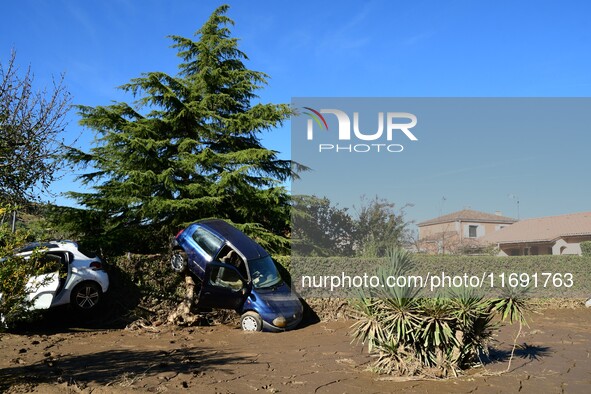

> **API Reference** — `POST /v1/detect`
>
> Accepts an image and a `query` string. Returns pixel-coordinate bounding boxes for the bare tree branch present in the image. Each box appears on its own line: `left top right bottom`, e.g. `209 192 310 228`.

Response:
0 50 71 203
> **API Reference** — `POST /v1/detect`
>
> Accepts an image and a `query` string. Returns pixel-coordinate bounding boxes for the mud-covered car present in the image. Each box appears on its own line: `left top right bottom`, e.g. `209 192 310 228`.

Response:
171 220 303 332
1 241 109 314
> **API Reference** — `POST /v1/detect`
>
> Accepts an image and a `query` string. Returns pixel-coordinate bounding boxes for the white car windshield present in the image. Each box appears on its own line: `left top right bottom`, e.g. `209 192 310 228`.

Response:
248 256 282 289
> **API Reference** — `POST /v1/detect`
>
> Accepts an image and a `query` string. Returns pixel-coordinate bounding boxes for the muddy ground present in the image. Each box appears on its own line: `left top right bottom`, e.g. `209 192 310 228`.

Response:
1 307 590 393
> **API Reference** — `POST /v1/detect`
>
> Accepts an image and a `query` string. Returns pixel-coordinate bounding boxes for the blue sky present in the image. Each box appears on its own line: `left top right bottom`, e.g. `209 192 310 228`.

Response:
2 0 590 224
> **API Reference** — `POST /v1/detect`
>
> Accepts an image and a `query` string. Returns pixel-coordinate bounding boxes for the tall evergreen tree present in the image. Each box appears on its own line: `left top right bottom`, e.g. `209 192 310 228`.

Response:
66 5 301 253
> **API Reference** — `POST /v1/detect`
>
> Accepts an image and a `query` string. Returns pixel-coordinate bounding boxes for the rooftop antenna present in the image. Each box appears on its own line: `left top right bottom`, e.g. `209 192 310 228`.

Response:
439 196 446 217
508 194 520 220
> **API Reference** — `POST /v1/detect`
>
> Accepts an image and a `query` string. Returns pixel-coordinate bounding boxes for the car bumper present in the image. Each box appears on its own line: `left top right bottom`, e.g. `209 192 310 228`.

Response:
262 314 303 332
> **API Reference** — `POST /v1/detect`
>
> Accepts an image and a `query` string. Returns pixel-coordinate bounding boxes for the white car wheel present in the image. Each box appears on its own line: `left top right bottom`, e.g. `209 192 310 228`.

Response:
241 311 263 332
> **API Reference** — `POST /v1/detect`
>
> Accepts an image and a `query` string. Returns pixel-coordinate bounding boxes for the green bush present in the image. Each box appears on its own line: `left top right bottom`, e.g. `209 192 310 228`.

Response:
581 241 591 256
0 207 56 328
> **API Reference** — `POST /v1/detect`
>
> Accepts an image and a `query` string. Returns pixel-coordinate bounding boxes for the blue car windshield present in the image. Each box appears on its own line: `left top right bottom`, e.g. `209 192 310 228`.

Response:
248 256 282 289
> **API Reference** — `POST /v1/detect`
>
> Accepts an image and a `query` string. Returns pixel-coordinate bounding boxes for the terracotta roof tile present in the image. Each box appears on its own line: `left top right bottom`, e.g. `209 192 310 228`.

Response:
418 209 517 227
482 211 591 244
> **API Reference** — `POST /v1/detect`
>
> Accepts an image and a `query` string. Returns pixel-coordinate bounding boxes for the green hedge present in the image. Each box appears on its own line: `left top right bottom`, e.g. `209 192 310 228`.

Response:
277 254 591 298
278 254 591 274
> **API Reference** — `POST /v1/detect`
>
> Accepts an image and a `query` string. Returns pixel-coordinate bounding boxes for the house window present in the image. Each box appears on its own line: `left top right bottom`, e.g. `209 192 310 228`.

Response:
468 225 478 238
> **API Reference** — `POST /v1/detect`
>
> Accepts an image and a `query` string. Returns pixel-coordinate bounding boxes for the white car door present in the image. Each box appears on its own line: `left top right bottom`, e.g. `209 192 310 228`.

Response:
24 272 60 310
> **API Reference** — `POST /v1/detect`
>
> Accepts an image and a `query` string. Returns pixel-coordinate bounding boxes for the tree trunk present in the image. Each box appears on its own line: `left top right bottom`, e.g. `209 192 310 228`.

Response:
167 273 199 326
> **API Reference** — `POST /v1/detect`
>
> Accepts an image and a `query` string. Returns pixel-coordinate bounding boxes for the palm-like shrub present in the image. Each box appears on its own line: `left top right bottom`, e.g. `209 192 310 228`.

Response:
351 248 528 377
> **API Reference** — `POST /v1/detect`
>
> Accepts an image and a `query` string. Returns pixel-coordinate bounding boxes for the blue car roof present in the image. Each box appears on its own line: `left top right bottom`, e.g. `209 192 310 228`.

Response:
197 220 268 260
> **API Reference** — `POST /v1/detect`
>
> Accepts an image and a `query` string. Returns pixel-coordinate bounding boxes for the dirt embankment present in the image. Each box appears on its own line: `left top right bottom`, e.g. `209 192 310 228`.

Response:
1 308 591 393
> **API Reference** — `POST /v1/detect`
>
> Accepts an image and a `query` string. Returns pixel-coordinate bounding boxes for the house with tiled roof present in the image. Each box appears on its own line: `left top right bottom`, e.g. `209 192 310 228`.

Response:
417 209 517 254
482 211 591 256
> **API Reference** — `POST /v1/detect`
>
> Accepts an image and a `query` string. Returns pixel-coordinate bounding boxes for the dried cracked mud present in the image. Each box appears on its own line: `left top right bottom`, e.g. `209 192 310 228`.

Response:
1 308 590 393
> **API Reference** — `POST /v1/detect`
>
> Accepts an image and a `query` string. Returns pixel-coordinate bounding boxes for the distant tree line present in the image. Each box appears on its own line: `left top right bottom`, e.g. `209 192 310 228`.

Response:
292 194 412 257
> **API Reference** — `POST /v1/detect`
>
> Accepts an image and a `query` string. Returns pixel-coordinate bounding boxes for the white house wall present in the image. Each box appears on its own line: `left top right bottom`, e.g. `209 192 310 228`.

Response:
552 238 582 255
497 238 583 256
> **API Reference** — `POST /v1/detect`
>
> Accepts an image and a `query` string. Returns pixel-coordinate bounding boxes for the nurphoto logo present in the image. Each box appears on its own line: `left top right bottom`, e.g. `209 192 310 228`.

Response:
302 107 418 153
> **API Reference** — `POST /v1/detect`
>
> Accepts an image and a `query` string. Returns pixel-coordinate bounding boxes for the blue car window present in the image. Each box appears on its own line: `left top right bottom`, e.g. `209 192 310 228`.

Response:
192 227 223 257
208 266 243 291
248 256 282 289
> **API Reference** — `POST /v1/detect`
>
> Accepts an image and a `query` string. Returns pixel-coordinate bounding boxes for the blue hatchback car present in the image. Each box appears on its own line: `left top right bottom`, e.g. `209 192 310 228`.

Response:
171 220 303 332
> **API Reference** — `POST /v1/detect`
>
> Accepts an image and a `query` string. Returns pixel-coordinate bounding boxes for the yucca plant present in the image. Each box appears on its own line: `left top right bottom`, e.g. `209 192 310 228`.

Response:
373 337 422 376
489 286 531 372
416 297 457 373
446 286 496 368
350 247 420 354
350 248 529 377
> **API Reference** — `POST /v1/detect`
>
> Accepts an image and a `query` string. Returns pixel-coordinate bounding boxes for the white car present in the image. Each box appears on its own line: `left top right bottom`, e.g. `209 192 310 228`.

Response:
3 241 109 313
